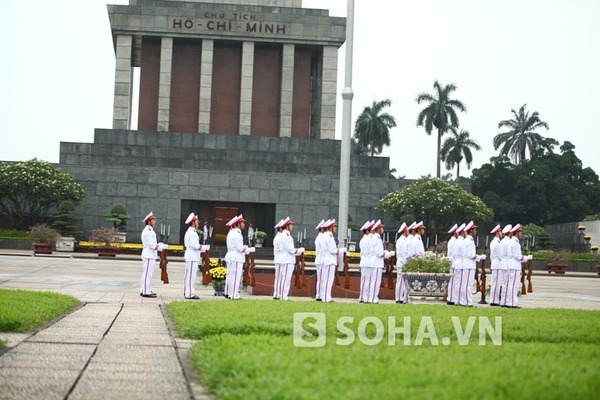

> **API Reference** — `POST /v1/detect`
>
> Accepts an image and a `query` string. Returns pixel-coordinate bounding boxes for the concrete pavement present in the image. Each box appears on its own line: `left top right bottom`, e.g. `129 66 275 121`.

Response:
0 252 599 399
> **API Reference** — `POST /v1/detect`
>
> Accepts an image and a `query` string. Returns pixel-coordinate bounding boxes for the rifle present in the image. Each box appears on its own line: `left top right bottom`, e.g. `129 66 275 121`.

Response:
387 253 395 289
474 255 480 293
343 251 350 289
300 252 306 287
521 260 528 296
295 254 302 289
527 257 533 293
243 254 250 287
478 247 488 304
249 252 256 287
159 247 169 284
201 250 212 285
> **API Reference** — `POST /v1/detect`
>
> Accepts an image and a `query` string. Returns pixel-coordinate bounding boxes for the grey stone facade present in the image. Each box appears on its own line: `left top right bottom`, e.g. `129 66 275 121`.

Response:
60 129 409 244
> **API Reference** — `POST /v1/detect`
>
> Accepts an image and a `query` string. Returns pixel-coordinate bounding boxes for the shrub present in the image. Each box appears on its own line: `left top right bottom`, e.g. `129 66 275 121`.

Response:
104 204 131 231
255 230 268 240
403 252 451 273
213 233 227 246
89 227 118 245
27 224 61 244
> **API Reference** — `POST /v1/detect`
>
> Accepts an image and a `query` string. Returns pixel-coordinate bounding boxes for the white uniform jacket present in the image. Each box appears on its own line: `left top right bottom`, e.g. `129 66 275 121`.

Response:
141 225 158 260
395 235 407 269
453 236 465 270
225 228 249 263
489 237 502 270
314 232 324 265
321 231 342 265
447 236 456 266
499 236 511 270
507 236 525 270
370 233 385 269
184 226 205 262
359 234 372 268
462 235 477 270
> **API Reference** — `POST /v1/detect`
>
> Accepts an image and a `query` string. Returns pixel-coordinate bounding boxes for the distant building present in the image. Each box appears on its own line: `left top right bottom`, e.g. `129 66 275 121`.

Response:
58 0 407 245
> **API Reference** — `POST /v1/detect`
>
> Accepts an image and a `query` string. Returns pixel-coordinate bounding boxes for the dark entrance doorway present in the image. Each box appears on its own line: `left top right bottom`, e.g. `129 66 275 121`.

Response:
180 200 276 246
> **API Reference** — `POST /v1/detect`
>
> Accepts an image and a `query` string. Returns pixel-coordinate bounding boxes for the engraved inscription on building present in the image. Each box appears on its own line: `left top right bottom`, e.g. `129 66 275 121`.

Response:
172 12 287 35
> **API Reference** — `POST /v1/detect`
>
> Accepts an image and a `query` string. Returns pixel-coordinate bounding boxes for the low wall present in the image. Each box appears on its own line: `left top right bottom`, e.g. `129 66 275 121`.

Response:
0 239 34 251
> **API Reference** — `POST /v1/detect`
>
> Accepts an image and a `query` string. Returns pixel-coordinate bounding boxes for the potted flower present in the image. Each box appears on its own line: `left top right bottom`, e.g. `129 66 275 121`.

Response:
583 235 591 244
90 227 118 257
578 225 586 232
28 224 61 254
254 231 267 247
591 245 598 254
402 252 451 298
209 264 227 296
104 204 130 243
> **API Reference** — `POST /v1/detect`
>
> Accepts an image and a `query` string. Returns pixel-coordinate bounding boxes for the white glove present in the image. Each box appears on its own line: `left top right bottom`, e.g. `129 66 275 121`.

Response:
157 242 164 250
339 247 347 254
479 254 486 261
249 247 256 253
385 250 395 259
297 247 305 254
205 244 211 252
528 255 533 261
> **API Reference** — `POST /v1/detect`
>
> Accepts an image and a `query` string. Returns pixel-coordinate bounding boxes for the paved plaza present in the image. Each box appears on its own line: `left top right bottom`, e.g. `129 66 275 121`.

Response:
0 252 599 399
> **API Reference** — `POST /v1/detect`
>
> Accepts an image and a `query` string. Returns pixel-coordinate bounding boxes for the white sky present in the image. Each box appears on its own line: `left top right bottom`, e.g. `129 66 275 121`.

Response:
1 0 599 180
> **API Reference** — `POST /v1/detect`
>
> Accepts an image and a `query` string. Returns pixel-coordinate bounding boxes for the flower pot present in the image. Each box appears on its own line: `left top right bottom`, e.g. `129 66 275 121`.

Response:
33 242 53 255
98 245 117 257
212 280 225 296
111 232 127 243
403 272 452 298
55 236 75 252
255 238 264 248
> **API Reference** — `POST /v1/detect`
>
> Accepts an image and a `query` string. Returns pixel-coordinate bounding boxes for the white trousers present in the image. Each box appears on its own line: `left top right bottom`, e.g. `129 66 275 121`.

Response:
362 268 382 304
358 266 367 302
225 261 244 299
502 269 521 307
395 269 410 303
315 264 324 300
273 262 281 298
274 263 294 300
451 268 462 304
320 264 336 302
183 260 199 298
457 269 475 306
489 269 502 304
447 267 456 303
141 258 156 295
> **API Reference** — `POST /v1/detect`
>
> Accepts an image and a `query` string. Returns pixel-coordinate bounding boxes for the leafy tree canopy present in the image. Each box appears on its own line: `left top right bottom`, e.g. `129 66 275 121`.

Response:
0 159 85 229
472 142 600 225
376 178 493 237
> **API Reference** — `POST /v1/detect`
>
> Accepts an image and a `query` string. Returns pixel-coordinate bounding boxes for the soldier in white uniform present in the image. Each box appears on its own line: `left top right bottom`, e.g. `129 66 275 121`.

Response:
272 218 285 299
224 214 254 300
321 219 346 303
183 212 209 300
273 217 304 300
247 223 254 246
503 224 531 308
414 221 426 254
366 220 394 304
140 212 166 298
395 222 409 304
488 224 503 306
452 223 466 306
313 219 326 301
445 223 458 305
358 220 373 303
458 221 485 306
499 224 513 305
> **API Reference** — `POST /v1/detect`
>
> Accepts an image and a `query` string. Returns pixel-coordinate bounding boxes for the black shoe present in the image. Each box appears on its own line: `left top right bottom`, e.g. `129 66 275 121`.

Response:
316 299 322 302
510 306 522 309
225 295 230 299
141 293 157 298
446 301 455 305
501 305 509 308
359 300 364 303
185 295 200 300
490 303 500 307
273 297 279 300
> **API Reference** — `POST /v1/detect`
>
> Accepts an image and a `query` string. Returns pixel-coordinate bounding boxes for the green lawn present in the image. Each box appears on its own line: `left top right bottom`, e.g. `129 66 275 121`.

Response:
167 300 600 400
0 289 80 333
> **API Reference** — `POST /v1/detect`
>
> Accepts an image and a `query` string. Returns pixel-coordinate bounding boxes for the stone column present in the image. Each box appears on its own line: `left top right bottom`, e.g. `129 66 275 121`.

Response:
279 43 295 137
239 41 255 136
112 35 133 130
157 37 173 132
320 45 338 140
198 39 214 133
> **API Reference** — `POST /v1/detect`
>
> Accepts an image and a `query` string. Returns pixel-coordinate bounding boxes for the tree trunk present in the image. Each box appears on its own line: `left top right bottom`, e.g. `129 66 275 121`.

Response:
456 163 460 180
436 128 443 178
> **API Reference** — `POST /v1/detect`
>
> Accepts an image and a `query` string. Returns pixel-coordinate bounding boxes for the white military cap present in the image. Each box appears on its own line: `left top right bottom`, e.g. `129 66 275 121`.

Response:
502 224 513 234
447 224 458 234
185 212 197 225
143 212 155 223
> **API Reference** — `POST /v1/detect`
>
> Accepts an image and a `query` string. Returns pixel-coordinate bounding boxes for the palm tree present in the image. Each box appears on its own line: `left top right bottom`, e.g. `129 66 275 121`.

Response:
416 81 467 178
353 99 397 156
440 126 482 179
493 104 549 164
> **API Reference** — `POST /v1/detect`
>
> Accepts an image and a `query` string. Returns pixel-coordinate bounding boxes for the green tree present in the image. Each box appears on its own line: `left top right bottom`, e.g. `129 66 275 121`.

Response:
493 104 550 164
0 159 85 229
440 126 481 179
376 178 493 238
105 204 131 231
353 99 397 156
472 142 600 225
52 200 81 238
416 81 467 178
